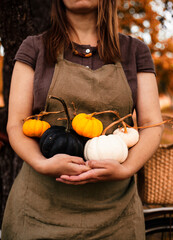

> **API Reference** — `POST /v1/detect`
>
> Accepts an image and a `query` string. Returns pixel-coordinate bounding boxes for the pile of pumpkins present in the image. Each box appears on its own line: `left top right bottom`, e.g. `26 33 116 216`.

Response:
23 96 139 163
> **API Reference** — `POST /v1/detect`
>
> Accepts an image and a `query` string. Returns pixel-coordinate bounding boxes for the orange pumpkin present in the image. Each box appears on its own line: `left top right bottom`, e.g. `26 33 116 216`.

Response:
72 113 103 138
23 119 51 137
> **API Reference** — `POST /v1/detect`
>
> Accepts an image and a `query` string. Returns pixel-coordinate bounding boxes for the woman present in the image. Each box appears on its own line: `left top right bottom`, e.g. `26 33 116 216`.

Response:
2 0 163 239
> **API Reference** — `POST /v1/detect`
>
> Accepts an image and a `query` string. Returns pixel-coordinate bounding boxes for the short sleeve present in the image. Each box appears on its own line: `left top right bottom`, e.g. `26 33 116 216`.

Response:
14 36 38 69
136 40 155 75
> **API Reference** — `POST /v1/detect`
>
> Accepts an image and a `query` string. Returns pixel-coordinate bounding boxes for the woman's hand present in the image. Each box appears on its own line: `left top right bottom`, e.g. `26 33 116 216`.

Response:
37 154 91 178
56 159 131 185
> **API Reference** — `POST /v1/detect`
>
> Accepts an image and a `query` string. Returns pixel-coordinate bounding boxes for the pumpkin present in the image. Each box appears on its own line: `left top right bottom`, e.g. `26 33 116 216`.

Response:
23 119 51 137
84 135 128 163
84 114 132 163
72 113 103 138
40 125 87 158
40 96 88 158
113 127 139 148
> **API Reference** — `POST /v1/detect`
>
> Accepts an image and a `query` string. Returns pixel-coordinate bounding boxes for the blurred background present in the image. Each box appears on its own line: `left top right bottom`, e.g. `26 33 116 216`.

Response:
118 0 173 146
0 0 173 238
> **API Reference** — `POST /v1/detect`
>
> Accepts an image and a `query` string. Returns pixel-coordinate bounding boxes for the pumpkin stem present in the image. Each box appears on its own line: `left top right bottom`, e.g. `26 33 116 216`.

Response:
48 95 72 132
90 110 128 132
23 110 64 122
102 114 132 135
88 112 97 118
133 119 173 130
71 102 78 116
123 114 173 130
122 125 128 133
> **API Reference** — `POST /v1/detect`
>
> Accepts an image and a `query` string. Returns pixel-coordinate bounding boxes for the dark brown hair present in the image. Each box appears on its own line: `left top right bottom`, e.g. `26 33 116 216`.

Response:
43 0 121 64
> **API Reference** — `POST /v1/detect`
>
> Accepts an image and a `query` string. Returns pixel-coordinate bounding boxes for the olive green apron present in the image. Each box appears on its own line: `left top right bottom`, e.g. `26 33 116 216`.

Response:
2 53 145 240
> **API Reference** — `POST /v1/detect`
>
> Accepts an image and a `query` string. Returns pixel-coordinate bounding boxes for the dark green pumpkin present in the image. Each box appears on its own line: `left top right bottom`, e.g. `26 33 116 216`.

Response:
40 125 87 158
39 95 87 158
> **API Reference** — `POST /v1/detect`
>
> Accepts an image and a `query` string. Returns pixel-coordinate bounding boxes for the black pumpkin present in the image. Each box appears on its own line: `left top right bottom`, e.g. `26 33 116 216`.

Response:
39 96 87 158
40 125 87 158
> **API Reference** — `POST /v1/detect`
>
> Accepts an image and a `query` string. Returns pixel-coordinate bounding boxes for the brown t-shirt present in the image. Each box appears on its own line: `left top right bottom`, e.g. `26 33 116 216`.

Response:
15 33 155 113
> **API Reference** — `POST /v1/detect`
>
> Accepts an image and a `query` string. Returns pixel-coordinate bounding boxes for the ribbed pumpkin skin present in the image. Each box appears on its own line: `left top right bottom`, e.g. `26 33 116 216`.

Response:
84 135 128 163
23 119 51 137
113 127 139 148
40 126 88 158
72 113 103 138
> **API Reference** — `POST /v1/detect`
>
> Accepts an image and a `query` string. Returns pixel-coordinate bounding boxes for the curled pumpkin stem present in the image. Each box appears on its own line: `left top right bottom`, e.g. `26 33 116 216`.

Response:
102 114 132 135
89 110 128 133
135 119 173 130
23 94 66 122
56 102 78 121
23 110 64 122
125 118 173 130
48 95 72 132
71 102 78 116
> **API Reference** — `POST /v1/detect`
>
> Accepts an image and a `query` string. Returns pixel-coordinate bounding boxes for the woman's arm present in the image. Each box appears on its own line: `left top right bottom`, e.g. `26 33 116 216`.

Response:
121 72 163 175
57 72 164 184
7 61 90 177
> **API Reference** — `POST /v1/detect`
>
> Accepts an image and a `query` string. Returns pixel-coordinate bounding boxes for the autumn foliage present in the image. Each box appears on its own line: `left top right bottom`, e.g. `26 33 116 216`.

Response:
118 0 173 95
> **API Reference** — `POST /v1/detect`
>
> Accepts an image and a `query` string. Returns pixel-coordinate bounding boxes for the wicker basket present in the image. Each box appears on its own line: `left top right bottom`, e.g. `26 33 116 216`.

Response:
137 144 173 205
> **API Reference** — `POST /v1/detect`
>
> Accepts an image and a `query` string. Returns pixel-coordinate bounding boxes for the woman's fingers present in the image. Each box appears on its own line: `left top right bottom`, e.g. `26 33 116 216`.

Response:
69 162 91 175
87 160 107 168
70 156 86 165
60 168 108 182
56 178 98 185
44 154 91 177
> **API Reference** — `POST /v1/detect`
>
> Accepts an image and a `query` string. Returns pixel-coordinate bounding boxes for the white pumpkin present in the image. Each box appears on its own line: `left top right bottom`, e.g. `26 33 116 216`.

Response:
84 134 128 163
113 127 139 148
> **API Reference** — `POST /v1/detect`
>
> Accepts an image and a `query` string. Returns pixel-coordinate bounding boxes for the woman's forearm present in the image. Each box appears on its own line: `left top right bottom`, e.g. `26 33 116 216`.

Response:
123 72 164 177
7 124 90 177
122 125 164 177
7 124 47 172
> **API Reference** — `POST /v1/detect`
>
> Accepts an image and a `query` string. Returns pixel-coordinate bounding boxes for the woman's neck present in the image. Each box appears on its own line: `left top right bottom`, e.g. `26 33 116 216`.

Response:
66 10 98 46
